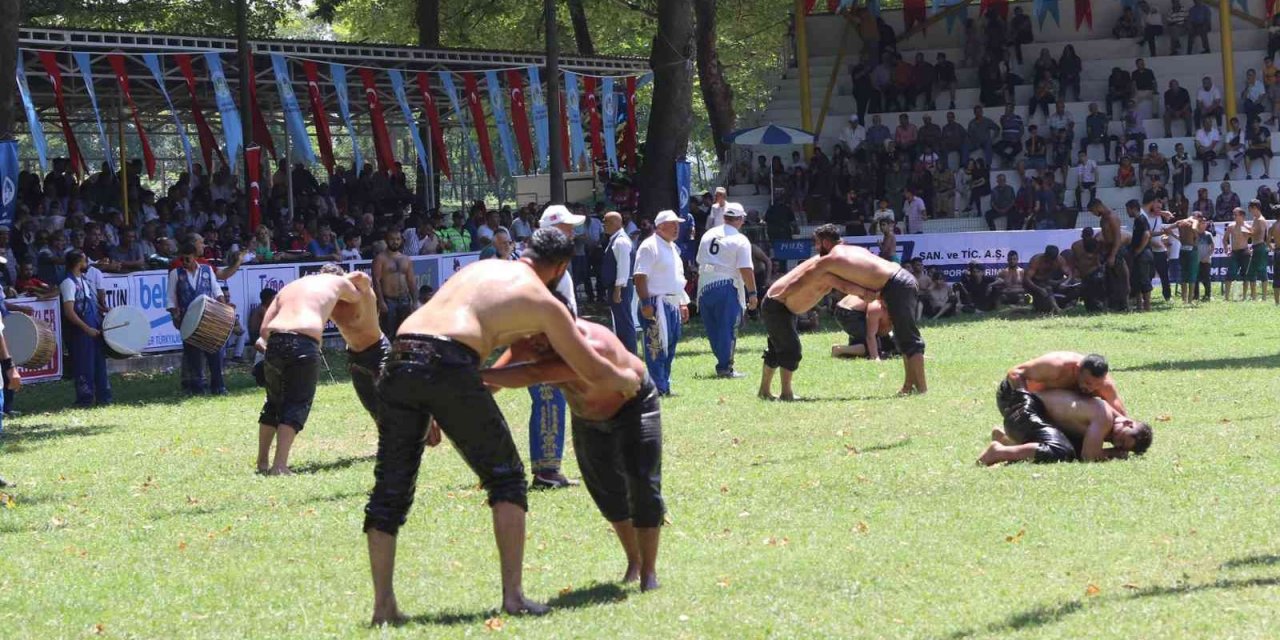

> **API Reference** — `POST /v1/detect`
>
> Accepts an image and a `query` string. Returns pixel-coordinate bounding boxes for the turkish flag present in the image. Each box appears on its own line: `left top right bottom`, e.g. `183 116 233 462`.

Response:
301 61 336 174
505 69 535 174
904 0 927 32
174 54 222 171
244 54 278 160
357 68 396 172
584 75 604 166
246 145 262 230
36 52 86 176
1075 0 1093 29
981 0 1009 19
107 54 156 178
415 72 452 180
623 76 638 173
462 72 497 181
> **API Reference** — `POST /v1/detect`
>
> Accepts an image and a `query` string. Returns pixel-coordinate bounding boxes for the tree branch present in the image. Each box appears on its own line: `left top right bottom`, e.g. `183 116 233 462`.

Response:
606 0 658 19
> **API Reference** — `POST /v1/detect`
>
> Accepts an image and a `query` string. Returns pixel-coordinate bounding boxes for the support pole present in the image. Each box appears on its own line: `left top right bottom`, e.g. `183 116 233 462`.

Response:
794 0 813 152
546 0 565 204
236 0 253 212
118 87 130 226
1219 0 1236 120
283 104 295 221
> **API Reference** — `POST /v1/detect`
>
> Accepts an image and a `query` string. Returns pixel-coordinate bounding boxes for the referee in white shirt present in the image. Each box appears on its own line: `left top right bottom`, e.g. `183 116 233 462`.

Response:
635 210 689 395
696 203 757 377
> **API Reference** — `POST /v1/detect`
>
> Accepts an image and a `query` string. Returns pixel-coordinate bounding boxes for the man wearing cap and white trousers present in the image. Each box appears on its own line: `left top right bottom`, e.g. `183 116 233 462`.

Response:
697 203 758 378
602 211 637 352
843 115 866 154
635 210 690 396
707 187 730 230
526 204 585 489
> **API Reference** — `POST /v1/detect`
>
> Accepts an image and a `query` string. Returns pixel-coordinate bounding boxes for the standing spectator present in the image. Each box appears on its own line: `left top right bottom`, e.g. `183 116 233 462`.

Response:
1113 7 1140 39
1245 119 1273 179
1075 151 1099 211
1268 11 1280 61
1241 68 1267 127
850 55 877 121
912 52 936 110
890 54 915 112
961 19 983 67
1186 0 1212 54
918 115 942 156
1171 142 1194 199
903 187 927 234
940 111 967 169
1265 58 1280 128
1132 59 1158 115
952 166 971 218
967 158 991 215
1058 45 1083 101
1164 79 1194 137
1196 76 1224 128
987 174 1016 230
1136 1 1165 57
966 106 999 165
894 114 919 156
1122 102 1147 159
871 55 893 114
1081 103 1112 163
511 207 535 241
935 53 958 110
1008 7 1034 64
1106 67 1135 117
1166 0 1189 54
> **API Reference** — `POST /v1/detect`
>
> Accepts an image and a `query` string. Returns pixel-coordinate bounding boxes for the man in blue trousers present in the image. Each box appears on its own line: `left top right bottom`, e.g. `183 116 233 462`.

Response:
167 233 242 396
528 204 585 489
60 250 112 407
601 211 636 353
696 203 758 378
635 210 690 396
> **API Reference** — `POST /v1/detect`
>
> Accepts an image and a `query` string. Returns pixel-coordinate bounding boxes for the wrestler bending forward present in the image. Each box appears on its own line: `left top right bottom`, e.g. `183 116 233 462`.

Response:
483 319 665 592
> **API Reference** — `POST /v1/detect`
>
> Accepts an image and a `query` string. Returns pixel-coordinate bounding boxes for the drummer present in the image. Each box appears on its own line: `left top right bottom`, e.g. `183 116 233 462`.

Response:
0 309 21 487
166 233 243 396
254 263 381 475
60 250 112 407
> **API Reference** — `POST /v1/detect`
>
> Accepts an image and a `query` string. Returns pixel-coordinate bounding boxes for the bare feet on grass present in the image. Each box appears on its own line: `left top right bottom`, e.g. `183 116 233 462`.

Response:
502 593 550 616
370 601 407 627
623 563 641 583
268 466 293 476
977 442 1005 466
990 427 1013 445
640 574 660 592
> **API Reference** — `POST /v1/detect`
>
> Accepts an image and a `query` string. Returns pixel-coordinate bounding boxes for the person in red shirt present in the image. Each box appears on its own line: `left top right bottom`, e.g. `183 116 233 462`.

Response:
14 261 55 298
891 53 915 112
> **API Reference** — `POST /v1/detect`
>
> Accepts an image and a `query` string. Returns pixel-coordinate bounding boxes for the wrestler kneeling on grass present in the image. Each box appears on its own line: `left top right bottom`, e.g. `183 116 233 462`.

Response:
830 294 894 360
482 319 665 592
979 388 1152 465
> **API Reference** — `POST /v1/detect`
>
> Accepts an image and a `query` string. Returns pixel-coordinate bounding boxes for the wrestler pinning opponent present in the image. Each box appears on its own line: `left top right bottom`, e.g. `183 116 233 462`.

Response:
978 389 1153 465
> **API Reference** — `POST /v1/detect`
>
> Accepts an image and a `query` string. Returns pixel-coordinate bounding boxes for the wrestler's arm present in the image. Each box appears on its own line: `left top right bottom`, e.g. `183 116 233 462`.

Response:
538 297 639 396
257 296 282 349
1007 356 1046 389
822 273 877 299
1099 377 1128 416
1079 400 1112 462
482 360 578 389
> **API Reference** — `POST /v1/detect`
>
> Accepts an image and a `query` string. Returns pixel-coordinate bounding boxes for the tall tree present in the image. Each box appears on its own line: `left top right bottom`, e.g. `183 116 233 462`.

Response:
637 0 693 216
693 0 734 161
0 0 18 141
567 0 595 56
415 0 440 48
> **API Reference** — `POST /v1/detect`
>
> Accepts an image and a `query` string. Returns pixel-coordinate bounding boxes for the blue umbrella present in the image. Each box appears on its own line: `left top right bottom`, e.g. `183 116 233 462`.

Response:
724 124 815 146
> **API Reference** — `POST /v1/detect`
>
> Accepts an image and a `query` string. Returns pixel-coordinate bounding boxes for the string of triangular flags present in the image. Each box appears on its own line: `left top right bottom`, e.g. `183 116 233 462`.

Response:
14 49 652 185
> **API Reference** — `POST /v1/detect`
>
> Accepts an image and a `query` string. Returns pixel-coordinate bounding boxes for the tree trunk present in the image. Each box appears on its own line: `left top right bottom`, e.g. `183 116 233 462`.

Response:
567 0 595 56
415 0 440 48
637 0 694 217
0 0 19 141
693 0 734 162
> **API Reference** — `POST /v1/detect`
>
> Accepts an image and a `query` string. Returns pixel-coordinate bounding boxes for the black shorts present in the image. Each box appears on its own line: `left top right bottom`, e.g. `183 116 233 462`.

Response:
995 380 1080 463
1129 249 1154 293
347 334 389 420
881 268 926 357
1274 252 1280 288
259 333 321 431
834 307 868 347
571 377 665 528
364 334 526 536
761 296 801 371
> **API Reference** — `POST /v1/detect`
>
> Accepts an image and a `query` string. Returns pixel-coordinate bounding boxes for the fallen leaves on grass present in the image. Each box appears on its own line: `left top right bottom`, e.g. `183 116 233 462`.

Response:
91 623 105 635
716 577 731 588
1005 528 1026 544
484 617 505 631
177 540 188 551
559 585 573 596
1085 584 1101 597
844 444 860 456
1123 583 1140 590
49 516 67 529
0 493 14 509
1220 418 1233 425
854 522 870 534
720 485 729 494
763 536 790 547
186 496 201 505
1156 414 1172 422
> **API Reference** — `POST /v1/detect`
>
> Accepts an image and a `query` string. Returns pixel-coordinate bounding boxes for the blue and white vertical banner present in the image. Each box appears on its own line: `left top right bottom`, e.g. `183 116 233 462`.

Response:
387 69 431 178
142 54 194 175
528 66 550 172
563 71 587 168
15 53 49 173
1 140 18 229
204 53 244 174
675 160 694 240
637 72 654 89
439 71 482 180
329 63 364 173
602 77 619 172
72 51 115 173
1033 0 1060 27
934 0 967 33
485 70 519 176
269 54 317 165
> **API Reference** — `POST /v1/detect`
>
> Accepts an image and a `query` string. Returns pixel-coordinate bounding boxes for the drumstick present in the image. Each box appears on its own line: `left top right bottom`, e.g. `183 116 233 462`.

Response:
319 351 337 384
102 323 128 332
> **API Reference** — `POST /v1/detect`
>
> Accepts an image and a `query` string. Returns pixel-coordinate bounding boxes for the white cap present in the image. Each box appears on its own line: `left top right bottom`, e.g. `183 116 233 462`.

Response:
723 202 746 217
715 186 727 195
848 115 858 123
654 210 684 226
539 204 585 228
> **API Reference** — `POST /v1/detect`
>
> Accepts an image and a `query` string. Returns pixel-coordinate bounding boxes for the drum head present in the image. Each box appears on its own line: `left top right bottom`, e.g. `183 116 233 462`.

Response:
3 313 40 366
180 296 210 341
103 305 150 358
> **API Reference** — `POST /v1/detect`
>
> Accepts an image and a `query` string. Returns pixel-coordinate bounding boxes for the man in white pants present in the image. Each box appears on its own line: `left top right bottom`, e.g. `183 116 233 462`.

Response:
635 210 690 396
707 186 729 230
696 203 758 378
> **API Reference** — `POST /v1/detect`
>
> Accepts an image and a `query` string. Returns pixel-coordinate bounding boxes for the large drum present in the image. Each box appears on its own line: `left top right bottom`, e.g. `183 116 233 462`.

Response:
102 306 151 359
4 313 56 368
180 296 236 354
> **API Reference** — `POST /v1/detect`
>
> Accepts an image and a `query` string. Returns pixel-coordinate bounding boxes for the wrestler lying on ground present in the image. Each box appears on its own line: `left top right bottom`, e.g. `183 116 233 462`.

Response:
481 319 665 592
1005 351 1127 415
978 388 1153 465
831 294 892 360
254 264 381 475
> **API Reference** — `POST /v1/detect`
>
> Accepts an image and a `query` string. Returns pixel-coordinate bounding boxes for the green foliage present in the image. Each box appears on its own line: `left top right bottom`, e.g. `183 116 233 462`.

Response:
22 0 302 39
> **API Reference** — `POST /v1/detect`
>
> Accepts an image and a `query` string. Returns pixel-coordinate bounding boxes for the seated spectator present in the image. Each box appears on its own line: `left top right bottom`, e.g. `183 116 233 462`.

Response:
1121 102 1147 159
866 114 891 152
1113 7 1140 39
966 106 999 166
1075 151 1099 211
753 155 770 195
986 173 1016 230
1215 181 1241 221
1186 0 1212 54
842 115 866 156
1192 187 1215 219
1031 48 1058 87
891 53 914 112
912 52 936 110
1171 142 1194 199
307 228 342 262
1028 70 1057 120
895 113 919 155
1106 67 1135 118
1115 156 1138 187
1141 144 1169 188
940 111 967 168
994 105 1025 166
936 52 958 110
1223 117 1245 179
108 228 147 272
1164 79 1194 137
1080 103 1113 163
341 233 363 260
957 261 1004 312
1143 176 1169 206
1240 68 1266 127
1195 118 1222 182
1057 45 1082 102
14 261 54 297
1245 119 1273 179
919 266 958 320
873 199 896 226
1196 76 1224 128
1132 58 1158 115
1136 1 1165 57
1025 125 1048 170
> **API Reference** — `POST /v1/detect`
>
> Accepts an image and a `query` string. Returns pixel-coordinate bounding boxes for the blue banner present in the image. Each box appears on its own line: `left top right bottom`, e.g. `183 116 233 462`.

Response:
676 160 693 240
142 54 194 175
329 63 364 174
933 0 967 33
15 53 49 173
637 72 654 89
1 140 18 229
204 53 244 174
72 52 115 173
564 71 587 169
602 77 619 172
485 70 519 177
387 69 431 179
440 71 482 181
1034 0 1060 27
269 54 317 165
528 66 550 173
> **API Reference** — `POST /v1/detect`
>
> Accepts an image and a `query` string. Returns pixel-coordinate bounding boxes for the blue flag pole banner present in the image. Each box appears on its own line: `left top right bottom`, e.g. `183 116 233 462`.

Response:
563 71 587 169
15 53 49 173
933 0 967 33
602 77 619 172
439 72 483 181
528 66 550 172
142 54 194 175
1034 0 1060 27
204 53 245 174
269 54 317 165
485 70 519 177
0 140 18 229
867 0 881 17
637 72 654 89
675 160 693 240
387 69 431 179
329 63 364 173
72 51 115 173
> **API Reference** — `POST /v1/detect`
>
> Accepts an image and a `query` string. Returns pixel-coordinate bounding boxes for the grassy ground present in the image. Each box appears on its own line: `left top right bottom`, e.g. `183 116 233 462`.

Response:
1 299 1278 639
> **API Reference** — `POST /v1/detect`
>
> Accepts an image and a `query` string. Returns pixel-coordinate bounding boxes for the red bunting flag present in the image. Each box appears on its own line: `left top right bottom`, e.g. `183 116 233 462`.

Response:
243 54 278 160
559 90 572 171
981 0 1009 19
623 76 638 173
1075 0 1093 29
246 145 262 230
904 0 927 32
106 54 156 179
357 68 396 172
505 69 535 174
583 75 604 165
414 72 452 180
301 61 336 174
1271 0 1279 17
462 72 497 181
36 52 86 176
174 54 222 172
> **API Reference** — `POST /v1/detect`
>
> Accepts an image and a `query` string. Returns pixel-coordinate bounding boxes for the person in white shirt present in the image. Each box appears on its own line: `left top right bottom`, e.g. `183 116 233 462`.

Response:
510 209 534 241
696 203 758 378
1195 76 1223 129
1194 118 1221 181
903 189 927 234
634 210 690 396
707 186 729 229
843 115 866 154
601 211 637 351
1074 151 1099 210
873 199 896 226
60 249 112 406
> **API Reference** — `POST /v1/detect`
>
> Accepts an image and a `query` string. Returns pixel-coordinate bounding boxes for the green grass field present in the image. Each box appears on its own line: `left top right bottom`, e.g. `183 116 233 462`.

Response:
2 300 1279 639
